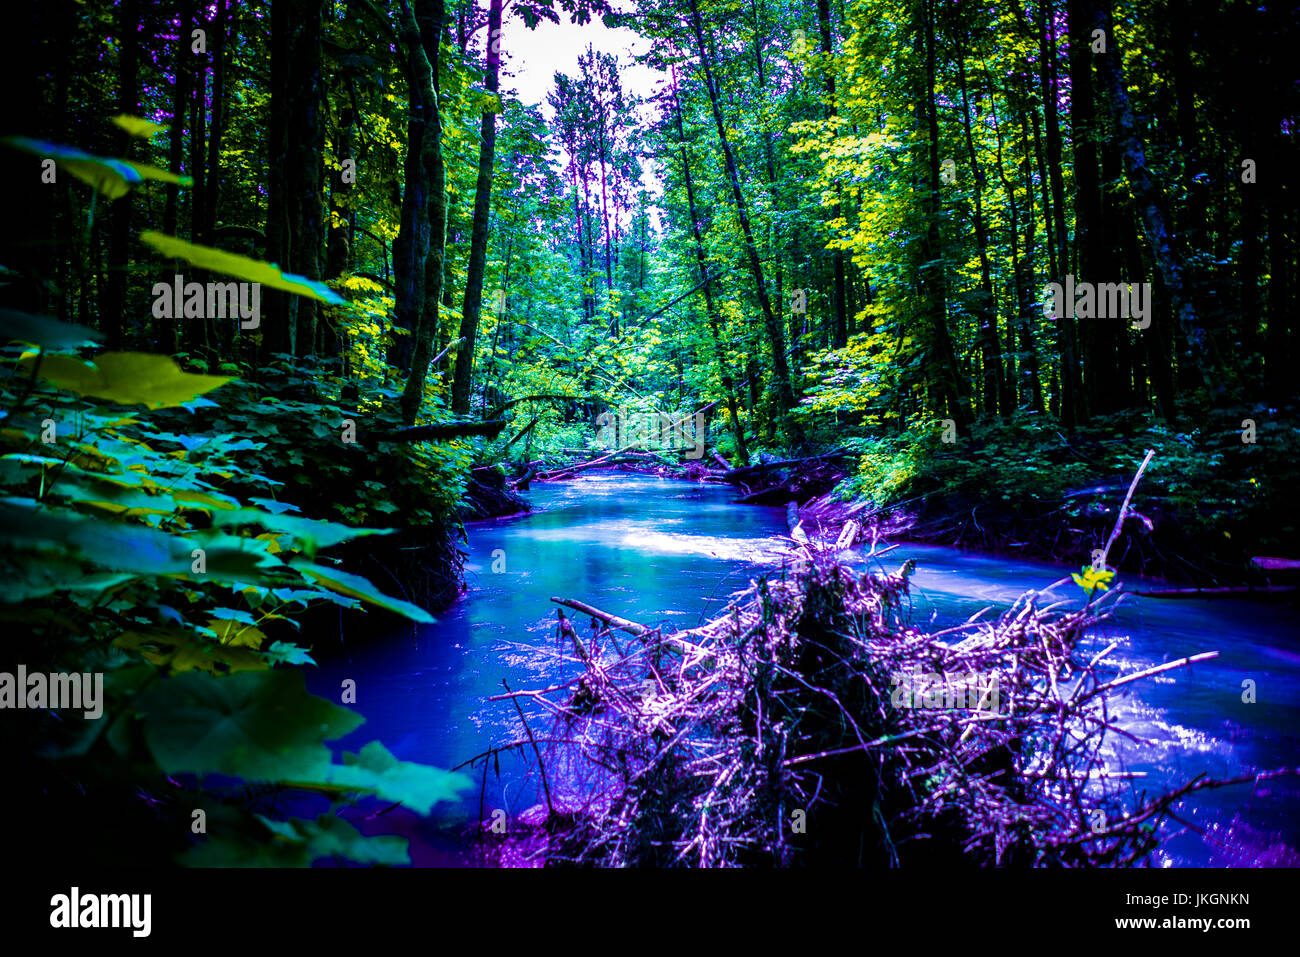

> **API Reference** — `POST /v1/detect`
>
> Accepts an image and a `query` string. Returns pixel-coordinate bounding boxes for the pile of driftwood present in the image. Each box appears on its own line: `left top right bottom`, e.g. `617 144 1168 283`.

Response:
469 529 1295 866
466 456 1295 866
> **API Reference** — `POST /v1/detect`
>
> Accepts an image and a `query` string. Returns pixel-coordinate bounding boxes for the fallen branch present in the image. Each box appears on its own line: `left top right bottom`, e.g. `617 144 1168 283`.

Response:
371 418 508 443
550 596 651 638
721 448 852 481
502 412 543 452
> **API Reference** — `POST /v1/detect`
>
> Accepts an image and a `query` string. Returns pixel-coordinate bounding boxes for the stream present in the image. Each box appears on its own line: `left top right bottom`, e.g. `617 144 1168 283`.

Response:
304 474 1300 867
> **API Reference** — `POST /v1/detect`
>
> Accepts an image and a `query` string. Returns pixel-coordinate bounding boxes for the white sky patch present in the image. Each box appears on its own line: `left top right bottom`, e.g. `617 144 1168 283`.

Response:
497 3 668 207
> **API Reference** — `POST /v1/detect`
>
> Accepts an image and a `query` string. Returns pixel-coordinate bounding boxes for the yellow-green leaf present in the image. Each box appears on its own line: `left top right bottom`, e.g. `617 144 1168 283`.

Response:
22 352 232 409
139 231 345 304
110 114 167 139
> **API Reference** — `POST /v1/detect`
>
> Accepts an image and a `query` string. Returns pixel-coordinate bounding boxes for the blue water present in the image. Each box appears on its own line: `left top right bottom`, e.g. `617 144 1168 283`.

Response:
304 474 1300 866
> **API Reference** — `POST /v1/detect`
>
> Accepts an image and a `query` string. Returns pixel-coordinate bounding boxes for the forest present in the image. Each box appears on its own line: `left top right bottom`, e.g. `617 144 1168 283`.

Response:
1 0 1297 872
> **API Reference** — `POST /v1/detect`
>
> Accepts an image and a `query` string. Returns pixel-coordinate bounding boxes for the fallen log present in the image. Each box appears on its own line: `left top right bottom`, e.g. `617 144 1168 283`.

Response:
711 452 732 470
721 448 853 481
370 419 508 443
536 445 702 481
735 484 787 505
537 454 645 481
502 412 543 452
1252 557 1300 573
535 447 622 480
1131 585 1297 599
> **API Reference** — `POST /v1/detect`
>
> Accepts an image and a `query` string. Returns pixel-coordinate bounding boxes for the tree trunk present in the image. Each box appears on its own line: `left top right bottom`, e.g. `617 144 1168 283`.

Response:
673 76 748 463
102 0 139 352
1038 1 1081 427
998 76 1044 413
451 0 502 414
917 0 970 430
207 0 233 353
1069 0 1111 417
685 0 800 439
1088 2 1214 391
817 0 848 349
399 0 449 425
956 39 1002 418
391 4 432 372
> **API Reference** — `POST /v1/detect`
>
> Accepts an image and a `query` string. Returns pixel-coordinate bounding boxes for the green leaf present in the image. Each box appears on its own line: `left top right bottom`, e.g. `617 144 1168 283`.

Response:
294 741 471 816
211 509 394 556
263 640 316 666
1 136 192 197
290 560 435 623
2 135 138 198
133 669 364 780
22 351 233 409
0 308 103 350
181 811 408 867
0 554 134 603
139 231 345 304
114 628 268 674
120 159 191 187
256 814 408 866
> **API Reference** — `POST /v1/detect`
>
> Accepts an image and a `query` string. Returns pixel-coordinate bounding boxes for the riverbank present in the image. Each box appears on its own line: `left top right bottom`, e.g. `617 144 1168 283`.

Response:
505 411 1299 590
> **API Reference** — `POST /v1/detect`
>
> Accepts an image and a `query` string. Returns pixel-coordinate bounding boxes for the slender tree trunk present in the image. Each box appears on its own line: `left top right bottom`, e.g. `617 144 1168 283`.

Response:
103 0 139 351
673 78 748 462
162 3 192 354
1088 3 1214 390
451 0 502 414
956 42 1002 418
1038 0 1080 426
292 4 323 358
997 79 1044 413
399 0 449 425
817 0 848 348
917 0 970 430
391 1 432 372
206 0 232 353
1069 0 1112 417
686 0 802 445
189 3 211 352
203 0 228 246
264 0 295 358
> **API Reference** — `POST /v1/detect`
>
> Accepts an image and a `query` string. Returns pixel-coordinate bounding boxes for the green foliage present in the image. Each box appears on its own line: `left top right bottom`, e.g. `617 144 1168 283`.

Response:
183 811 410 867
1 315 469 867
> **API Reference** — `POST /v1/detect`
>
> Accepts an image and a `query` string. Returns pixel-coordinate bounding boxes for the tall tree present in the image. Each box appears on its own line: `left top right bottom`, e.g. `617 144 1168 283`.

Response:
451 0 504 414
685 0 800 437
399 0 450 425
